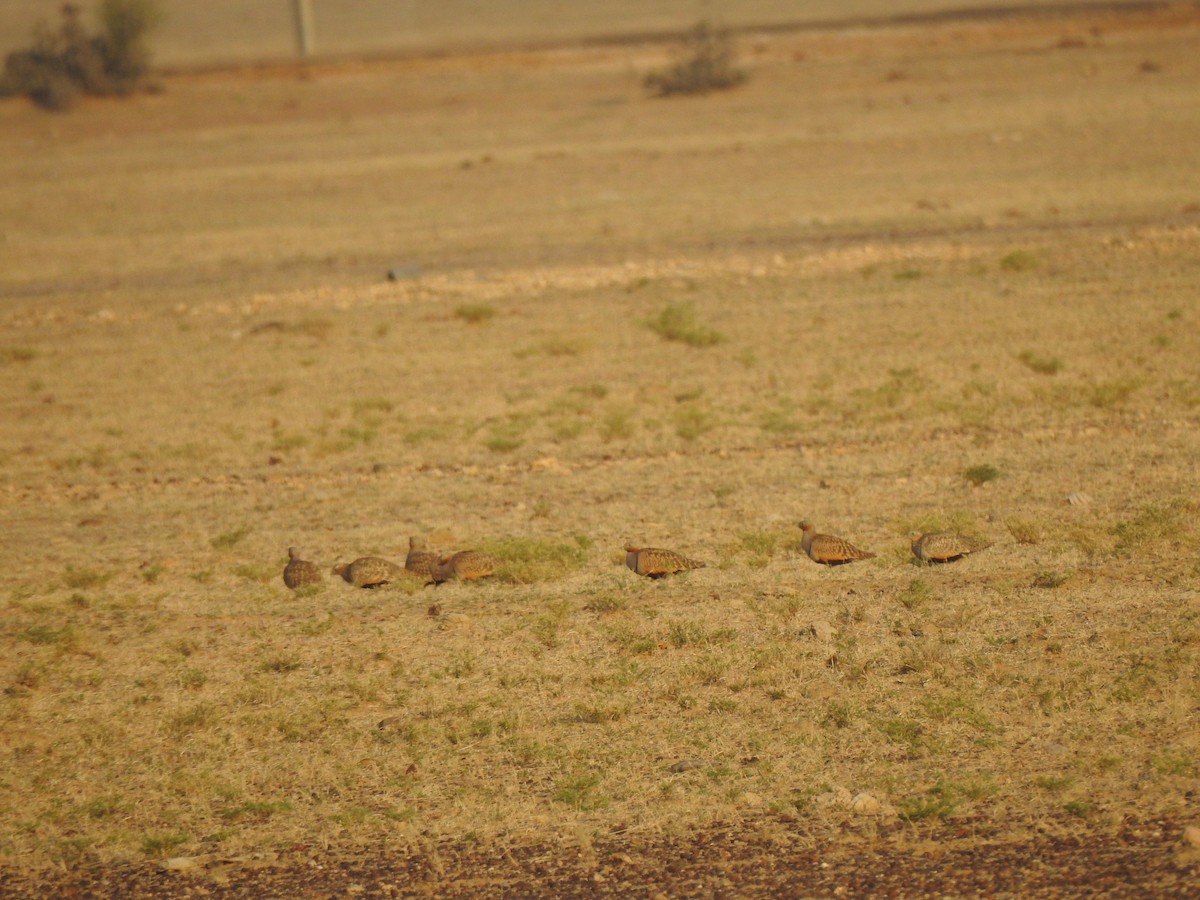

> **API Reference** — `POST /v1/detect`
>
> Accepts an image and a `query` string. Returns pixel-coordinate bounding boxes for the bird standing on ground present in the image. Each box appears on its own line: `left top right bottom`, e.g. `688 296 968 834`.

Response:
911 531 991 564
405 537 441 584
333 556 411 588
434 549 501 583
798 521 876 565
624 545 707 578
283 547 323 589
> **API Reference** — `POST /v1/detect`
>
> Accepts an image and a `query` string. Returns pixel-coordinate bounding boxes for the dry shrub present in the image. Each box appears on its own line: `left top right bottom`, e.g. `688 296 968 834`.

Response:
645 21 747 97
2 1 161 110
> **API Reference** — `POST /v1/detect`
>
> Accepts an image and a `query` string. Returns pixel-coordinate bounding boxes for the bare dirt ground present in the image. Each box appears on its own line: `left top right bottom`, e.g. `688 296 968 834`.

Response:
2 3 1200 897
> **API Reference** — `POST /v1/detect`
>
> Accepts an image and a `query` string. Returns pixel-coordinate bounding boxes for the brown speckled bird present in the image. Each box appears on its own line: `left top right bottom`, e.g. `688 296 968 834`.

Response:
624 545 707 579
283 547 323 589
798 521 876 565
405 537 440 584
333 556 409 588
434 549 501 583
911 531 991 564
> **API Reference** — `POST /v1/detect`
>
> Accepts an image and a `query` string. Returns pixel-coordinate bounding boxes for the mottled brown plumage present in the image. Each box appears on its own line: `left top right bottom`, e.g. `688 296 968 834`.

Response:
798 521 876 565
333 556 409 588
405 537 440 584
624 545 707 579
911 531 991 564
434 549 501 583
283 547 323 589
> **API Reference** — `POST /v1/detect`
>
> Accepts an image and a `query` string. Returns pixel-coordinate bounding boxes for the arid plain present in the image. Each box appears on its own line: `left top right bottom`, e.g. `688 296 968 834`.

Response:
1 3 1199 895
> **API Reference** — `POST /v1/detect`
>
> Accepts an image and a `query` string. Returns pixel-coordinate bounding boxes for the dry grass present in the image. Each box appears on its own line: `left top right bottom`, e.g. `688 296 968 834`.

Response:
2 4 1200 876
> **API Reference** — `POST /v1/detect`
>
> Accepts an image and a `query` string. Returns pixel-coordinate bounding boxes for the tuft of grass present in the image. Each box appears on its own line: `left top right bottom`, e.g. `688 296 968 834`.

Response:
83 795 127 820
0 346 38 364
962 464 1001 487
1034 774 1074 792
455 303 496 324
1085 378 1141 409
644 303 726 348
600 407 635 442
1112 500 1187 555
644 21 746 97
898 782 959 822
1149 749 1195 777
673 406 717 441
1017 350 1063 375
759 408 801 435
219 801 292 821
553 772 607 810
1006 517 1045 545
211 526 251 550
898 578 932 610
1033 570 1071 589
19 624 77 647
822 701 858 729
483 536 590 583
259 655 303 674
1000 249 1040 271
140 831 190 858
64 566 114 590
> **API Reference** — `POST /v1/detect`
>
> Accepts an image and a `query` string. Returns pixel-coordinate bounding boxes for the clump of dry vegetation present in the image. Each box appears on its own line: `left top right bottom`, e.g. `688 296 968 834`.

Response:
1 0 161 110
644 21 747 97
643 302 727 347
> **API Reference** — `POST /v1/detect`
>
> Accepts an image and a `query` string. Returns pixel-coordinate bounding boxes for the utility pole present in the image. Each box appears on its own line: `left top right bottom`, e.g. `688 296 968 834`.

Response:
292 0 315 57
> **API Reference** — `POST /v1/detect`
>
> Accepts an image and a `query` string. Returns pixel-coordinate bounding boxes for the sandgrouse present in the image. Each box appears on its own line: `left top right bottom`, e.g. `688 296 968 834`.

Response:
798 521 876 565
333 556 413 588
624 545 707 579
282 547 323 589
434 549 501 583
405 537 441 584
910 531 991 564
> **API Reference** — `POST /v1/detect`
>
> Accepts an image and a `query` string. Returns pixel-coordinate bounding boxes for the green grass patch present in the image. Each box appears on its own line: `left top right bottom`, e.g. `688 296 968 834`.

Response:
64 566 114 590
455 303 496 324
962 464 1001 487
483 536 591 583
211 526 251 550
1113 500 1188 555
644 303 726 348
999 249 1040 271
554 772 607 810
1017 350 1063 375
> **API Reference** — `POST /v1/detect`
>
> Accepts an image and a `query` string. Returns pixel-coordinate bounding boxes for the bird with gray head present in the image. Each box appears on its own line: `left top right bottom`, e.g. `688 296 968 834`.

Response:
911 531 991 564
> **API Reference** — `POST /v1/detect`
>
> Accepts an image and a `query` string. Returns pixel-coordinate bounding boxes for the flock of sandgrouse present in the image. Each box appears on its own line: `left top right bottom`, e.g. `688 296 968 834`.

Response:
282 522 991 590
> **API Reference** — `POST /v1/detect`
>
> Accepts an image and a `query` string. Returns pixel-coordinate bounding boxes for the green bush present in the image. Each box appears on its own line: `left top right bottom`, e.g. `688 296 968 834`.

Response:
2 1 162 111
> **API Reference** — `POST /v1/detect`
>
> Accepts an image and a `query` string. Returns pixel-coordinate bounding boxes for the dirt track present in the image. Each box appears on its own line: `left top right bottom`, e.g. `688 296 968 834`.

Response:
2 816 1196 897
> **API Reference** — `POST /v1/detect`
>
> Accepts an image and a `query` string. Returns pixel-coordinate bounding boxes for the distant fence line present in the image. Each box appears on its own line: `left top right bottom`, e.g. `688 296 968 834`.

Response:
0 1 1161 70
